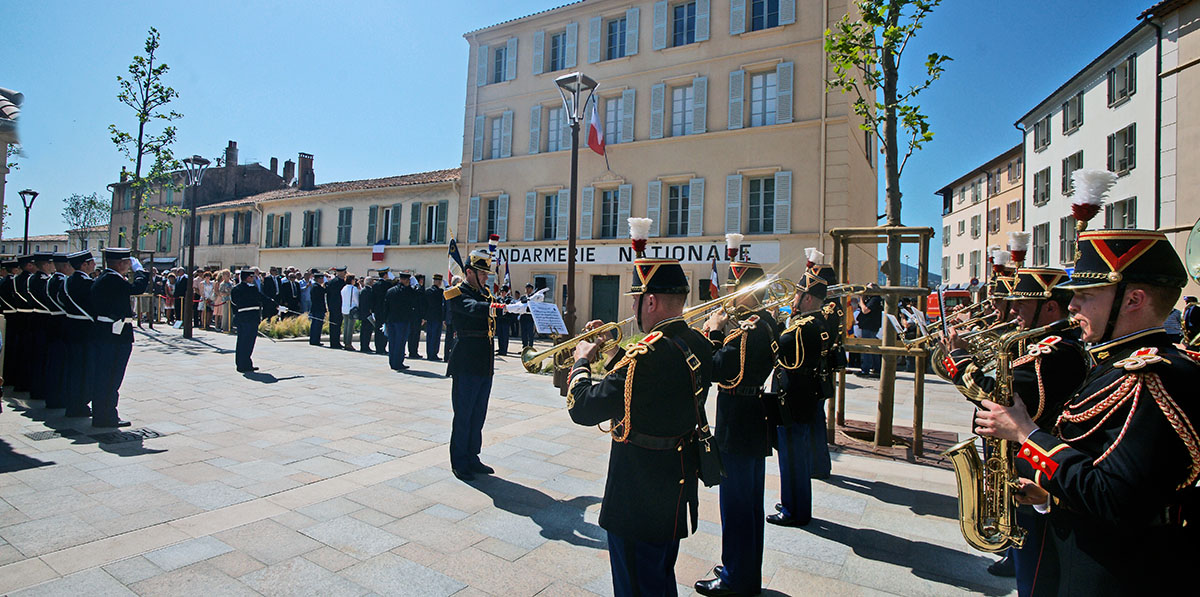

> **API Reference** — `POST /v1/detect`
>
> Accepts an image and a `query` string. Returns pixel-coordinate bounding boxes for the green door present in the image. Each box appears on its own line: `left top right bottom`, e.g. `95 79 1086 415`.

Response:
591 275 620 324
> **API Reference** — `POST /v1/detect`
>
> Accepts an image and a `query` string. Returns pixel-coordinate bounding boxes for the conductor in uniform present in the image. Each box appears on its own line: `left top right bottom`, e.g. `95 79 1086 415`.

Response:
90 248 150 427
407 273 425 359
231 268 274 372
976 229 1200 595
424 274 445 361
373 268 393 355
308 270 326 346
385 272 416 371
325 266 347 349
567 219 714 597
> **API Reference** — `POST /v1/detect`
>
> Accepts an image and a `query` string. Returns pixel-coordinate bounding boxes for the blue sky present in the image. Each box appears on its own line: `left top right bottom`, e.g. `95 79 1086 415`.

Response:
4 0 1151 268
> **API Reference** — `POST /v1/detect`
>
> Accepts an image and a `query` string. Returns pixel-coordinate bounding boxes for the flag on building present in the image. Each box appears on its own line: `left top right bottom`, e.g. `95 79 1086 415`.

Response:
587 98 605 156
372 240 387 262
503 253 511 288
447 229 465 281
709 257 720 299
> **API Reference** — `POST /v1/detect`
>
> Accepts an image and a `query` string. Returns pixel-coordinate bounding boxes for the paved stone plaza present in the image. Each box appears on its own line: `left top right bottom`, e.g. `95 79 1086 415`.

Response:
0 327 1015 596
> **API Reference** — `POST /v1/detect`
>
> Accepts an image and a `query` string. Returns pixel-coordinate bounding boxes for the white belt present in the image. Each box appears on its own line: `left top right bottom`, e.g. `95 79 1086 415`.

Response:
66 313 93 321
32 309 50 315
16 308 33 313
48 310 65 316
237 306 261 313
97 316 120 323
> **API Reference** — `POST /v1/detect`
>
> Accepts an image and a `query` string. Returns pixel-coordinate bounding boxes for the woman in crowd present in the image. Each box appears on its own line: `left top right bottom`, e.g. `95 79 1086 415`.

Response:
165 273 177 324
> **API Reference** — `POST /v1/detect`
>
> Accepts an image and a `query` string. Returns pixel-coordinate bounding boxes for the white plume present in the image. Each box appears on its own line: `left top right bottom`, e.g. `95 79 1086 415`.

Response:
628 217 652 241
805 247 825 263
988 244 1001 254
1070 169 1118 206
725 233 744 252
992 249 1011 266
1008 231 1031 251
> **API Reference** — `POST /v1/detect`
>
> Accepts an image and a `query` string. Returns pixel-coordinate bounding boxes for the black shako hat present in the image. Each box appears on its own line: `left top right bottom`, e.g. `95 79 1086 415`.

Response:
1009 267 1070 299
1058 229 1187 289
725 261 765 289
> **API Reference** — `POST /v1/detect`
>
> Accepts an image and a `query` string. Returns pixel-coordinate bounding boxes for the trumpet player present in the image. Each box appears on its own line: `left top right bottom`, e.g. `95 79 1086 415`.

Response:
813 262 844 480
974 230 1200 596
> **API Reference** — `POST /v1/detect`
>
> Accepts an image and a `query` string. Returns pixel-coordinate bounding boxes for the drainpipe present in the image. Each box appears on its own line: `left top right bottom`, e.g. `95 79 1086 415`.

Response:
1013 123 1027 234
818 0 829 256
1151 19 1163 230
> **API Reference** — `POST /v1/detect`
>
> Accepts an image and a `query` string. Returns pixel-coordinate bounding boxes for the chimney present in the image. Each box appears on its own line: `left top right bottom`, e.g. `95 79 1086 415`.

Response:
269 157 278 175
282 160 295 185
120 166 128 183
297 152 315 191
225 141 238 167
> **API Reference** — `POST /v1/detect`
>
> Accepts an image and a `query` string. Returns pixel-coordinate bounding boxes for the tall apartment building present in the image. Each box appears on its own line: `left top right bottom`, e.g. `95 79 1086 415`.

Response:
459 0 877 323
937 145 1023 286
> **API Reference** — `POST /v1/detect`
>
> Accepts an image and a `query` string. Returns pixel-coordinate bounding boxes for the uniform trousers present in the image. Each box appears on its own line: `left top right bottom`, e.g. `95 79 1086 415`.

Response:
718 451 765 594
359 316 374 352
309 311 325 346
776 423 813 522
520 317 535 349
375 318 388 354
425 319 442 359
234 315 258 371
1014 508 1053 597
65 335 92 416
808 399 832 478
3 314 20 388
607 532 680 597
327 313 343 348
28 316 48 401
45 323 68 408
407 320 421 357
449 374 492 470
91 341 131 426
386 323 408 370
496 318 510 355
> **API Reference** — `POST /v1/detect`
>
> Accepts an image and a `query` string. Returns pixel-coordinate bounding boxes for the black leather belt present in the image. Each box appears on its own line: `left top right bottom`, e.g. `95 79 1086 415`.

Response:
624 429 696 451
458 330 490 338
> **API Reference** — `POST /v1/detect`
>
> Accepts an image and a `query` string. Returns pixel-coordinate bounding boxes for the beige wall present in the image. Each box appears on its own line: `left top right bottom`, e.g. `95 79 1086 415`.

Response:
1162 1 1200 298
941 146 1022 286
108 184 184 254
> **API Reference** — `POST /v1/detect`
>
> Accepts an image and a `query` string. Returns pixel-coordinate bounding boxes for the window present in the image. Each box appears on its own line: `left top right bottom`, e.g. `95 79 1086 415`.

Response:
751 0 780 31
490 117 502 160
942 225 950 246
1107 54 1136 106
164 188 174 206
548 31 567 72
957 220 965 236
747 177 775 234
604 97 622 145
122 188 132 210
667 183 690 236
1032 222 1050 266
233 212 243 243
542 193 559 239
1059 216 1078 264
138 234 146 251
336 208 352 246
547 107 566 152
1108 124 1136 175
1008 158 1023 182
1007 199 1021 223
157 225 172 253
988 207 1001 233
1062 151 1083 195
486 197 499 238
970 214 981 239
606 17 627 60
970 250 981 280
303 210 321 247
1033 114 1052 151
493 46 508 83
956 253 964 269
672 1 697 47
971 181 981 203
942 256 950 281
670 85 694 137
1033 167 1051 206
987 171 1000 196
599 189 619 239
1105 197 1137 229
957 188 965 204
81 238 88 250
424 201 448 244
1062 92 1084 133
749 71 778 127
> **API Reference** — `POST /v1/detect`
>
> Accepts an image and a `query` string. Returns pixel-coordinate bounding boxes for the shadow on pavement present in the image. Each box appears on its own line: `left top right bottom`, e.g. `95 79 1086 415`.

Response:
0 436 55 473
242 372 304 383
470 475 607 549
401 369 446 379
824 474 958 519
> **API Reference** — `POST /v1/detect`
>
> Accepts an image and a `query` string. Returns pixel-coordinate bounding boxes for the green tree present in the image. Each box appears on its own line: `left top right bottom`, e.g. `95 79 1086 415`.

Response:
3 144 18 235
61 192 112 230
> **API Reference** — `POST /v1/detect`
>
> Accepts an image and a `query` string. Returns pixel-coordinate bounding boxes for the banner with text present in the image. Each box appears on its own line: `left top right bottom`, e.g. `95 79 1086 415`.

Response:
497 241 780 266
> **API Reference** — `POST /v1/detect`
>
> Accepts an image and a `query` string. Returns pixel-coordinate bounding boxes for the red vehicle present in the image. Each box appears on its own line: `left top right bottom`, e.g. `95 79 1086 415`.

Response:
926 286 972 321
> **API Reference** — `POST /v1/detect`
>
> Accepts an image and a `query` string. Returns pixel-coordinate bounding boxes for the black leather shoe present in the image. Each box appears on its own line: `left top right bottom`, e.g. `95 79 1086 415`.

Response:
94 419 132 428
470 462 495 474
987 554 1016 577
694 577 755 597
766 513 810 527
452 468 475 482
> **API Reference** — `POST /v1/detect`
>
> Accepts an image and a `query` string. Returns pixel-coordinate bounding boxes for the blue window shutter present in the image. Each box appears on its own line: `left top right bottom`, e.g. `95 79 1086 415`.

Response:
529 105 542 154
468 196 480 242
532 30 545 75
688 178 705 237
728 70 745 130
473 115 486 161
501 110 513 158
565 22 578 68
646 181 662 237
621 88 636 143
436 200 448 243
774 171 792 234
524 192 537 241
588 17 602 64
652 1 667 50
367 205 377 244
730 0 746 34
497 194 509 242
780 0 796 25
265 214 274 248
477 44 488 86
389 203 401 244
410 202 421 245
580 186 594 240
505 37 518 81
626 7 640 55
725 175 743 234
696 0 710 42
617 184 633 237
556 189 570 241
776 61 794 124
692 76 707 134
650 83 665 139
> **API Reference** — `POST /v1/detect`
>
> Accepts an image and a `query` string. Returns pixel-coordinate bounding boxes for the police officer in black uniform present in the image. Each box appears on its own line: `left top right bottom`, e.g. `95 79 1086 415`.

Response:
1183 295 1199 350
372 268 392 355
976 229 1200 596
325 266 346 349
494 285 513 356
62 250 97 417
425 274 445 361
0 259 21 391
90 248 150 427
519 282 537 350
407 273 425 359
42 253 71 410
26 253 56 404
10 255 37 394
358 275 375 352
385 272 416 371
230 268 274 372
308 270 327 346
811 262 843 480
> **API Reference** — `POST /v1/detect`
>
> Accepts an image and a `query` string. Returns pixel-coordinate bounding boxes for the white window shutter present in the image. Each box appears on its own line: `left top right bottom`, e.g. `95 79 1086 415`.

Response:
473 115 486 161
688 178 705 237
626 7 640 55
497 194 509 242
725 175 743 234
560 112 572 152
505 38 518 81
730 0 746 35
774 171 792 234
580 187 594 240
565 22 578 68
692 76 707 134
650 83 665 139
621 88 637 143
468 196 480 242
500 110 513 158
618 184 633 237
652 1 667 50
695 0 710 42
524 192 537 241
728 70 745 130
529 106 542 154
646 180 662 237
556 189 570 240
477 45 488 86
780 0 796 25
776 61 794 124
532 31 545 75
588 17 603 64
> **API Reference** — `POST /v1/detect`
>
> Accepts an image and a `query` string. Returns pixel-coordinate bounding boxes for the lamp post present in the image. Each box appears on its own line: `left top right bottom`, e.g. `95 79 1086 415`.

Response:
18 188 37 254
180 155 210 339
555 71 598 335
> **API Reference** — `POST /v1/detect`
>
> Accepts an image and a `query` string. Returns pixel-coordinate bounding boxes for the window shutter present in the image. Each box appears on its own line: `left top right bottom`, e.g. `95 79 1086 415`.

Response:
245 211 253 244
367 205 378 244
410 202 421 245
580 187 594 240
725 175 743 233
1107 133 1116 171
533 30 545 75
560 111 572 152
650 83 665 139
529 105 542 154
730 0 746 34
473 115 486 161
282 212 291 247
588 17 603 64
500 110 514 158
692 76 707 134
207 216 214 245
1078 93 1084 127
620 88 636 143
497 194 509 242
728 70 745 130
1127 123 1136 170
468 196 480 242
1128 55 1136 96
688 178 705 237
477 44 488 86
780 0 796 25
388 203 401 245
626 7 640 55
1061 158 1069 194
774 171 792 234
652 1 667 50
646 180 662 237
556 189 570 241
618 184 633 237
1107 68 1116 104
695 0 710 42
524 192 537 241
776 61 794 124
219 214 226 244
505 38 518 81
436 200 448 243
565 22 578 68
265 214 275 248
233 212 241 243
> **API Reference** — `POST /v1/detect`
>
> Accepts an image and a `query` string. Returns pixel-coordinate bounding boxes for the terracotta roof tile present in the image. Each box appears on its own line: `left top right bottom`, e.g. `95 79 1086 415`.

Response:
199 167 461 211
3 234 68 243
464 1 587 35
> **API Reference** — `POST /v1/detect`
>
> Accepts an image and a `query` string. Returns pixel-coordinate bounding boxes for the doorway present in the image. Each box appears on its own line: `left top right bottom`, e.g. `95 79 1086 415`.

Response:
591 275 620 324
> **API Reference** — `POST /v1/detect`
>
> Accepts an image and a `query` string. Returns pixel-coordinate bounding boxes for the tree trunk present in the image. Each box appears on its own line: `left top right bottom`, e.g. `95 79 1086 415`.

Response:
129 53 153 253
875 4 904 448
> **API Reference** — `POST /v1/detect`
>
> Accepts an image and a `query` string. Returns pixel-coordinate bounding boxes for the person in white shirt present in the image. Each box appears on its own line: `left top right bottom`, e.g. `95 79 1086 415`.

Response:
340 274 360 351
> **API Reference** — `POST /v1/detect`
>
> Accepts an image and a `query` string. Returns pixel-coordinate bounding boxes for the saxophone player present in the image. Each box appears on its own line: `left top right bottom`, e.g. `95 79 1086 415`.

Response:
975 230 1200 596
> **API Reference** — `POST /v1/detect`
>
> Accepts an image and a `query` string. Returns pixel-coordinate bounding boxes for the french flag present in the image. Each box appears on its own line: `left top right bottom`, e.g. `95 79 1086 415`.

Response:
372 240 387 262
587 98 605 156
709 257 720 299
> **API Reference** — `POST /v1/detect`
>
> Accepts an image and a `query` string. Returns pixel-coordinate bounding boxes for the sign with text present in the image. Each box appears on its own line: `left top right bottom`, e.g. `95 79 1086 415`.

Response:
528 302 569 335
497 240 780 266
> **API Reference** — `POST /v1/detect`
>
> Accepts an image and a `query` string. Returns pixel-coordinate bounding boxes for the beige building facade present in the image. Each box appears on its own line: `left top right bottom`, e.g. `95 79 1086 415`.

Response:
461 0 877 325
938 145 1023 286
67 225 109 253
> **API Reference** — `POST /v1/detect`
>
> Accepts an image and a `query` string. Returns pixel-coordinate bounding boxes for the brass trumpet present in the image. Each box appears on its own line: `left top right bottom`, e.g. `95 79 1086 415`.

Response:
520 316 634 373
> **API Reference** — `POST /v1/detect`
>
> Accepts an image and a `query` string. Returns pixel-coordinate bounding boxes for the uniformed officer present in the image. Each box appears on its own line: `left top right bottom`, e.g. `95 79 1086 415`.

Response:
373 268 393 355
26 253 56 405
384 272 416 371
811 262 843 480
0 260 22 391
358 276 375 352
9 255 37 394
1183 295 1199 349
407 273 425 359
424 274 445 361
445 250 503 481
693 258 779 597
325 266 347 349
308 270 327 346
230 268 273 372
90 248 150 427
976 229 1200 595
519 283 537 350
495 285 513 356
44 253 72 410
62 250 97 417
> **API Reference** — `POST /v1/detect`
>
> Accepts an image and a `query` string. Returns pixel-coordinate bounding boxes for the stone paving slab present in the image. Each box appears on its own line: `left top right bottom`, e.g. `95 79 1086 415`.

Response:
0 326 1013 596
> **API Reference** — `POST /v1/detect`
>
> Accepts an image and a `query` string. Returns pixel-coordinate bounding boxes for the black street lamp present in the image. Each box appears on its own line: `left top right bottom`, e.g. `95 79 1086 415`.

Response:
180 155 210 339
555 71 598 335
18 188 37 254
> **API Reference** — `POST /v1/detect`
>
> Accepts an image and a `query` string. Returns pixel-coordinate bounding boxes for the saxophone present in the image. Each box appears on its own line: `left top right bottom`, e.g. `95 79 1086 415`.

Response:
942 318 1078 553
